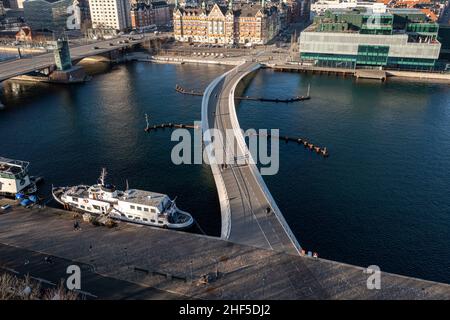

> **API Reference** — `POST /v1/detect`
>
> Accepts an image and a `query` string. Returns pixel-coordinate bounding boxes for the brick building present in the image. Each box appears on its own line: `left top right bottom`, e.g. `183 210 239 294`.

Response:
130 1 171 29
173 1 280 45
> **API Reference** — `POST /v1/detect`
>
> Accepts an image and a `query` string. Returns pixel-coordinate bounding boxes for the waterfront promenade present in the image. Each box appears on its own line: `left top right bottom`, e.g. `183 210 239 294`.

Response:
202 62 301 255
0 200 449 299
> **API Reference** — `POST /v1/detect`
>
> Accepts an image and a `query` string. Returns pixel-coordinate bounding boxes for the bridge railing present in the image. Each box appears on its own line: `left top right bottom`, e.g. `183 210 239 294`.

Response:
201 69 234 240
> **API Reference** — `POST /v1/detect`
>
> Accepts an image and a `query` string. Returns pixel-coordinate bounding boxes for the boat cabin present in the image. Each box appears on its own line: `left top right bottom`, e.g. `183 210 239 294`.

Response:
0 157 32 195
116 189 173 225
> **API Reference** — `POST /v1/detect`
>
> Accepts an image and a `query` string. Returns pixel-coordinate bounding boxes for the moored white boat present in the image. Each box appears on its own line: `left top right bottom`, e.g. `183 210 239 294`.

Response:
0 157 42 197
52 169 194 230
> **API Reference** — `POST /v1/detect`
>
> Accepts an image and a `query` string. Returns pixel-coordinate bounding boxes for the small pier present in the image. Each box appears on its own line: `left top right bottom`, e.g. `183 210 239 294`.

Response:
355 69 387 81
175 84 311 103
271 64 389 82
271 64 355 77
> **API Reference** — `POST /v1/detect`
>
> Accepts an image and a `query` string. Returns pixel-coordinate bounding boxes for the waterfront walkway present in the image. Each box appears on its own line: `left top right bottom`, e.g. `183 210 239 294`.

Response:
202 62 301 255
0 202 449 299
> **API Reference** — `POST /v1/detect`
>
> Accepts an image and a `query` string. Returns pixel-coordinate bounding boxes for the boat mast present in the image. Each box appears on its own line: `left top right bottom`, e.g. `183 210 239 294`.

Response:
99 168 107 186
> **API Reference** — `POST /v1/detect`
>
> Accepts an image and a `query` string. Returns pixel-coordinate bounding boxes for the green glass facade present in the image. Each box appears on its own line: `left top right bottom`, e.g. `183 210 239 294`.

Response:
300 8 441 70
356 45 389 65
406 23 439 35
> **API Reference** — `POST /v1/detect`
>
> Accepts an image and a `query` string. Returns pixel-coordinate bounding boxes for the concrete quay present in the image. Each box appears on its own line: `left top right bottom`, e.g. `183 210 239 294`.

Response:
0 200 449 299
269 63 450 82
125 52 243 66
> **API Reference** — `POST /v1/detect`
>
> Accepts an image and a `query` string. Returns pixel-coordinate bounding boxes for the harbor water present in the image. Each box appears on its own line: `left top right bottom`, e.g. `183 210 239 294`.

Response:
0 62 449 284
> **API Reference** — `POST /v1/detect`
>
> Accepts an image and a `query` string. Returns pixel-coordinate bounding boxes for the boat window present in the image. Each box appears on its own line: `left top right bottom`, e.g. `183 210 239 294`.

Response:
151 219 155 223
143 208 149 212
93 205 100 210
135 217 140 220
80 205 85 209
130 205 135 210
121 214 126 217
151 208 156 213
137 206 142 211
158 220 163 224
128 215 133 219
143 218 148 221
72 197 78 202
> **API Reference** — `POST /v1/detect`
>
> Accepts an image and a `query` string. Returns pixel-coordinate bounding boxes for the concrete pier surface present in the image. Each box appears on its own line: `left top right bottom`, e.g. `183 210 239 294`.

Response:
0 200 449 300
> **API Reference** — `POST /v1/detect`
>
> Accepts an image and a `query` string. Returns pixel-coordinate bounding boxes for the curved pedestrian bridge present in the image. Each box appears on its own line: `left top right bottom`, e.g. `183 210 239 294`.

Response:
202 61 301 255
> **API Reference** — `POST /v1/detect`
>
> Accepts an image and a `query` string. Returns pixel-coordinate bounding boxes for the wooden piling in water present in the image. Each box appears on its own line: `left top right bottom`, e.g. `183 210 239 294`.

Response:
249 133 329 158
175 84 311 103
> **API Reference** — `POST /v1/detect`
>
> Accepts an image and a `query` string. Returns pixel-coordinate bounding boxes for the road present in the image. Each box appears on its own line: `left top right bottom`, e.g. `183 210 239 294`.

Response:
205 62 300 255
0 34 168 82
0 243 187 300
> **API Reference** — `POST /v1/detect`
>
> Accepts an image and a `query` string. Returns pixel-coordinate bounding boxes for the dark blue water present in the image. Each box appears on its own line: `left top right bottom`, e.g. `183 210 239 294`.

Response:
0 63 230 236
239 70 450 284
0 63 449 284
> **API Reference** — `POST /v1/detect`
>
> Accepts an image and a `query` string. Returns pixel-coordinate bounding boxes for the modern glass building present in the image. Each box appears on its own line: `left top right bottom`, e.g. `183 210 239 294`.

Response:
23 0 72 32
299 7 442 70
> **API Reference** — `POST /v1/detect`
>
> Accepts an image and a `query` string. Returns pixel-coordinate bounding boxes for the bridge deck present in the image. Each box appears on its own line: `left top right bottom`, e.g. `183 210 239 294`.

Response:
0 35 166 82
203 62 300 255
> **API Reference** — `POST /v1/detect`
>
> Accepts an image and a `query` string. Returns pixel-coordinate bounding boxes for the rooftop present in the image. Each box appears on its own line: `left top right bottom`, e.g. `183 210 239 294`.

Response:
119 189 169 208
176 3 272 17
0 157 29 175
